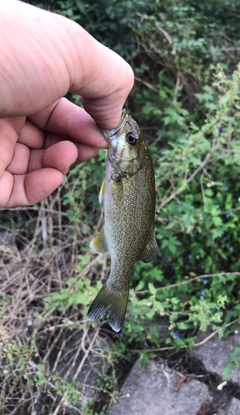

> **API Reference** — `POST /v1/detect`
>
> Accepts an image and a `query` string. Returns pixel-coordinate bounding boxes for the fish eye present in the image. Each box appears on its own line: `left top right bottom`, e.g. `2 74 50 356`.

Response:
126 133 137 146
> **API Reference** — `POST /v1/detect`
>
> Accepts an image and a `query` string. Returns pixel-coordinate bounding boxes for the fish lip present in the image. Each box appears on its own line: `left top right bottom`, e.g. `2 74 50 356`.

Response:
99 109 127 143
100 109 142 179
100 109 128 179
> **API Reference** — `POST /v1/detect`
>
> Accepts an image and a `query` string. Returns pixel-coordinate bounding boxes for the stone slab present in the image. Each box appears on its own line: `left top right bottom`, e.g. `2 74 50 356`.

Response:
107 331 240 415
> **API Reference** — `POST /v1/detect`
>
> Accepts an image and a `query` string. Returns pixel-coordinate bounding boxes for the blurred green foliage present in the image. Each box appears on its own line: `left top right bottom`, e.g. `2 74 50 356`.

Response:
223 346 240 378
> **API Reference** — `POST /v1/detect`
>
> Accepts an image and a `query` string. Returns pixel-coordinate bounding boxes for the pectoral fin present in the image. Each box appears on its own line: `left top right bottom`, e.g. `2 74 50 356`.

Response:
99 179 106 204
89 228 109 254
139 233 158 263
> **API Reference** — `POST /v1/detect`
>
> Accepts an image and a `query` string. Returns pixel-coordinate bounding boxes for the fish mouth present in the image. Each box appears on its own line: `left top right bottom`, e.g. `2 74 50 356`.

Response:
99 109 127 143
100 108 142 178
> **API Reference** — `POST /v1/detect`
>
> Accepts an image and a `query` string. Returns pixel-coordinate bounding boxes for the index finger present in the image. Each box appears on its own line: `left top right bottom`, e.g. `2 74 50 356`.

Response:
28 98 109 149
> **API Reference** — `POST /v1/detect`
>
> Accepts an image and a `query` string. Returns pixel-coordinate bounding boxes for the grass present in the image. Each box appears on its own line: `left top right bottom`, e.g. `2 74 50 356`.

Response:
0 179 115 414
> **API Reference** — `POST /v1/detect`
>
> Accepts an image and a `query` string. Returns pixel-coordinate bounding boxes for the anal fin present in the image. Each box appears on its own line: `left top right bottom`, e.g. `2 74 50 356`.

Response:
139 232 158 263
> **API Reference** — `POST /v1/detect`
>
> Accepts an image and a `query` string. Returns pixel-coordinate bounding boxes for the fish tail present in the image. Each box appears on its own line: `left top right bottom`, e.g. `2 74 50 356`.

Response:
87 283 129 333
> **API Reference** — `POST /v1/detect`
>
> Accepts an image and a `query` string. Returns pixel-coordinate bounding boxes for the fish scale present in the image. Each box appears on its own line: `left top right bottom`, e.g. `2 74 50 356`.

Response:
87 109 158 332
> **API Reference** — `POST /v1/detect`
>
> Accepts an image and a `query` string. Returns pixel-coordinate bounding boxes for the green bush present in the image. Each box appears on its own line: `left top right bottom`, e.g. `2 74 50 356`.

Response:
120 66 240 350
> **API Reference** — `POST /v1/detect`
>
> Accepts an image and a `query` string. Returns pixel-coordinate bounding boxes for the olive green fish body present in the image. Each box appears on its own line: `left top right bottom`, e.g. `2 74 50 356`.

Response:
87 110 158 332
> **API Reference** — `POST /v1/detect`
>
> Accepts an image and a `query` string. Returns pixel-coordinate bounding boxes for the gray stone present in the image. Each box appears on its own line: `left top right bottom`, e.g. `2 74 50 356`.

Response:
196 330 240 383
107 360 208 415
195 331 240 414
107 331 240 415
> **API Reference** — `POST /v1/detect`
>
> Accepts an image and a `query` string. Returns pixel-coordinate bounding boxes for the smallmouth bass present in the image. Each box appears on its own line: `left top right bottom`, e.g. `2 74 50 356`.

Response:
87 109 158 332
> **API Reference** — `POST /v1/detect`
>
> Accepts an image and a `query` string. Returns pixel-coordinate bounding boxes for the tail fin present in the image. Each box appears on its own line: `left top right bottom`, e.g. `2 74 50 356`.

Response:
87 283 129 332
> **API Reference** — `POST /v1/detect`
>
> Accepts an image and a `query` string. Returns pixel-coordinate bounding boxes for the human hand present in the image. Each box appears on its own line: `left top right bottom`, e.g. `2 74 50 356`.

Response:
0 1 134 208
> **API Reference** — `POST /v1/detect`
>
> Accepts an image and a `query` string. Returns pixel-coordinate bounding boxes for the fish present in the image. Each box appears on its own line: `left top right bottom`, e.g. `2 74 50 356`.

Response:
87 109 158 332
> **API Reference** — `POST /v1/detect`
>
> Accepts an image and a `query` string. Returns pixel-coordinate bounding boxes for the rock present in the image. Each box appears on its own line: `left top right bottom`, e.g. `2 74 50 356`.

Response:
107 331 240 415
107 360 208 415
195 330 240 414
196 330 240 383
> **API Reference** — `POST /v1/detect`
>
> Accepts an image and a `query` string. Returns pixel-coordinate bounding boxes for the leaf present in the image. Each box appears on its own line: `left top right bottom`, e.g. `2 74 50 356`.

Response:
212 228 224 239
136 281 145 291
148 283 157 295
223 364 234 379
